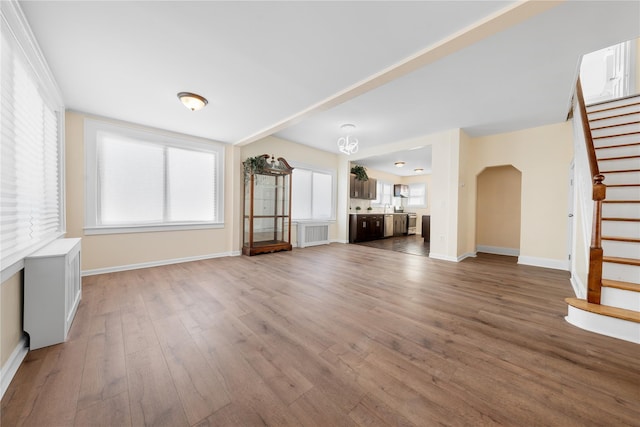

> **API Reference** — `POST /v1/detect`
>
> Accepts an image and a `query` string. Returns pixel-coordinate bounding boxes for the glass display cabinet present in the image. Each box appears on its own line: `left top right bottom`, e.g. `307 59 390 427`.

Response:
242 154 293 256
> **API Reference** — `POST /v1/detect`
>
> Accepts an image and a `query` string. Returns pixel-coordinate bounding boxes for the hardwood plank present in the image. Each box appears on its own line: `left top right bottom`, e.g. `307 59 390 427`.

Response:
73 391 131 427
126 347 189 427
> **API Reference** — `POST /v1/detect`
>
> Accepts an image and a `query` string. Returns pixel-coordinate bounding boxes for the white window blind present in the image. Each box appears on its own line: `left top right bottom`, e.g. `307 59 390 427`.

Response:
372 181 393 207
291 167 334 221
1 10 64 270
407 183 427 208
85 119 223 233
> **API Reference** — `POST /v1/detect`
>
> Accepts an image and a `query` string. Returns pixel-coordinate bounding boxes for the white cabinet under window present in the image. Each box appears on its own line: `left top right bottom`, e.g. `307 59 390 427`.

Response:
24 238 81 350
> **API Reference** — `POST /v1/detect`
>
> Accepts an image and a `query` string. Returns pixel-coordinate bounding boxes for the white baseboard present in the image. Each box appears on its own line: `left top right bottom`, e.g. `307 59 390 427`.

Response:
457 252 477 261
476 245 520 256
518 255 569 271
429 253 458 262
82 251 240 276
570 274 586 299
1 335 28 400
332 239 348 244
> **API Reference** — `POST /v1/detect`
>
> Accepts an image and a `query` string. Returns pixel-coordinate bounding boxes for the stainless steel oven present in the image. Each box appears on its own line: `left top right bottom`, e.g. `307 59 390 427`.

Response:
407 213 417 235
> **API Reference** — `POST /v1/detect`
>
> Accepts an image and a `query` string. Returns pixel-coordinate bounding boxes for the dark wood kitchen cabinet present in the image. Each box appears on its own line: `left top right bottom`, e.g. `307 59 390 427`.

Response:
349 175 377 200
349 214 384 243
393 214 407 236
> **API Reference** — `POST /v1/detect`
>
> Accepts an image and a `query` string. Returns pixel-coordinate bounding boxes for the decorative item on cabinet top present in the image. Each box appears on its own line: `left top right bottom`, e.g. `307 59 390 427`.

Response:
243 154 293 179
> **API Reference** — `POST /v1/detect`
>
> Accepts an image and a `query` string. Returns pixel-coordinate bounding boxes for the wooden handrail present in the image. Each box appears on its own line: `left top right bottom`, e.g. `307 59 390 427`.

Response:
576 78 606 304
577 78 599 178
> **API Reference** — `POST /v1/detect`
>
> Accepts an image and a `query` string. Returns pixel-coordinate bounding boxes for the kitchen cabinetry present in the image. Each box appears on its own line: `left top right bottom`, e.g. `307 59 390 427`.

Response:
349 214 384 243
243 155 293 256
350 174 377 200
422 215 431 242
24 238 82 350
393 214 408 236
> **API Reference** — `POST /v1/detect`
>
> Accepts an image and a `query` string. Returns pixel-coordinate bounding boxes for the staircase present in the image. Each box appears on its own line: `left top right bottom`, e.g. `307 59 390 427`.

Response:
566 94 640 343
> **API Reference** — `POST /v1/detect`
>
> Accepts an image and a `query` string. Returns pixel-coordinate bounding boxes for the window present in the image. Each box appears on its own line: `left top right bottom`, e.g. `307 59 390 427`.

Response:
291 166 335 221
85 119 224 233
407 183 427 208
1 4 64 272
372 181 393 207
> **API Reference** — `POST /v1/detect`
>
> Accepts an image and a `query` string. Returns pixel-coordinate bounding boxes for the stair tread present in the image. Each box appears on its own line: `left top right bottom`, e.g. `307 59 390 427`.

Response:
598 155 640 161
602 200 640 203
593 131 640 140
587 98 640 113
600 169 640 174
602 236 640 243
595 142 640 150
591 120 640 131
565 297 640 323
602 279 640 293
602 217 640 222
606 183 640 187
603 256 640 266
590 110 640 122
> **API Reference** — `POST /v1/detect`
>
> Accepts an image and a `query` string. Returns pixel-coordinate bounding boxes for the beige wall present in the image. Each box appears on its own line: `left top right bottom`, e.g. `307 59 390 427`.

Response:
1 272 23 367
463 121 573 266
65 112 241 272
476 165 522 251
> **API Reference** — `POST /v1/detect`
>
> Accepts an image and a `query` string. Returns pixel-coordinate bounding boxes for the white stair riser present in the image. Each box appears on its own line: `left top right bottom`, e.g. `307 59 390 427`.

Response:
565 306 640 344
591 124 640 138
587 96 640 110
603 262 640 284
593 133 640 147
602 202 640 218
602 239 640 258
601 171 640 185
601 286 640 311
596 144 640 159
587 103 640 119
601 221 640 239
606 186 640 200
590 112 640 128
598 157 640 171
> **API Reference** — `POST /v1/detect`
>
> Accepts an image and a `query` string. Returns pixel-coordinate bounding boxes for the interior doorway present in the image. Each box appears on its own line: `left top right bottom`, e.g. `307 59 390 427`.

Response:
476 165 522 257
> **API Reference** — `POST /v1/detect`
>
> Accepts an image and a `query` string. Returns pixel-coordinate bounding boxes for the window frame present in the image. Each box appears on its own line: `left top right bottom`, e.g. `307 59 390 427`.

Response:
290 161 336 222
84 118 224 235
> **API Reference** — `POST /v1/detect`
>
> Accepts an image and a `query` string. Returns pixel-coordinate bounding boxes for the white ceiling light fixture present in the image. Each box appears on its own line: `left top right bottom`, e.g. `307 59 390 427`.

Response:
414 168 424 174
177 92 208 111
395 161 406 168
337 124 359 155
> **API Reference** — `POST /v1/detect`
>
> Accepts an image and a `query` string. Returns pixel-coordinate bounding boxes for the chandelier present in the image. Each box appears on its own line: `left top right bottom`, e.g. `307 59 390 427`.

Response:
337 124 359 155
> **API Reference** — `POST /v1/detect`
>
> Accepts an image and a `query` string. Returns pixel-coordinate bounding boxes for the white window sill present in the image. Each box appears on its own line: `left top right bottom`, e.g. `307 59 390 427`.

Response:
84 222 224 235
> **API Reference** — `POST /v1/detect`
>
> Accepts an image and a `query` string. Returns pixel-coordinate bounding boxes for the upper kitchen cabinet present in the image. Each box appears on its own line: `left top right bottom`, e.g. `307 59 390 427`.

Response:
350 174 377 200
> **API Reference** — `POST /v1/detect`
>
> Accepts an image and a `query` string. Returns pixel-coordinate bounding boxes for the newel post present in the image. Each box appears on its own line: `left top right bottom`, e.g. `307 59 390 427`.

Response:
587 174 606 304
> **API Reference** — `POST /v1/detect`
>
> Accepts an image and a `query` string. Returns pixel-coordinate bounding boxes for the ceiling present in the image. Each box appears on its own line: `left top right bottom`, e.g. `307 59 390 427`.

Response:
19 1 640 177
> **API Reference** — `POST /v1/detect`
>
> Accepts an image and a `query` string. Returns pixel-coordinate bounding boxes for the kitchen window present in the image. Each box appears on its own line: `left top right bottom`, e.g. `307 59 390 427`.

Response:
291 166 335 221
84 119 224 234
407 183 427 208
372 181 393 207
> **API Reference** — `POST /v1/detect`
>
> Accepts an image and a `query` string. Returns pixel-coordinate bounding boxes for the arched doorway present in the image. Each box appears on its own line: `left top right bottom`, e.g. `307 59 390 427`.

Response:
476 165 522 256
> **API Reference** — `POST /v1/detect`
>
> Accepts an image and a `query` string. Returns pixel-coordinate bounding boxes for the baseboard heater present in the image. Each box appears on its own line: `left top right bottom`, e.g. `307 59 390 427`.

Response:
297 222 330 248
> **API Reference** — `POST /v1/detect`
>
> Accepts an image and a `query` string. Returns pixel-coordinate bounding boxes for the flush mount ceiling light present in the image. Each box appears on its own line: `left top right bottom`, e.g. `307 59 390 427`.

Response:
414 168 424 174
337 124 359 155
394 161 406 168
177 92 208 111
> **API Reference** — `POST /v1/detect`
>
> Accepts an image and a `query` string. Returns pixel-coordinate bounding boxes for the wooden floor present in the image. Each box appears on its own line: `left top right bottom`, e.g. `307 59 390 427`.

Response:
3 244 639 426
356 234 430 257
